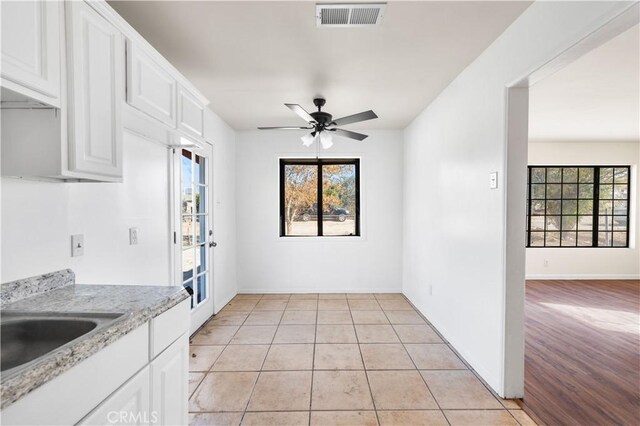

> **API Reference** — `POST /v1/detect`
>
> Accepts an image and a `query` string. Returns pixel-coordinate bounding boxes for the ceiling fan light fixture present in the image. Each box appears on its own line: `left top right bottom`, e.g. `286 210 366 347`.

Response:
301 132 316 147
320 131 333 149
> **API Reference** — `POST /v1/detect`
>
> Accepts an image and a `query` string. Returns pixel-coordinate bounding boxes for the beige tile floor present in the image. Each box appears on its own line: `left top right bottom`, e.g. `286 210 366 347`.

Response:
189 293 536 426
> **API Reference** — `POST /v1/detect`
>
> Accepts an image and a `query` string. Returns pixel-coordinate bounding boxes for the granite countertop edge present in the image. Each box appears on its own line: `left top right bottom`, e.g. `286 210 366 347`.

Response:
0 286 189 410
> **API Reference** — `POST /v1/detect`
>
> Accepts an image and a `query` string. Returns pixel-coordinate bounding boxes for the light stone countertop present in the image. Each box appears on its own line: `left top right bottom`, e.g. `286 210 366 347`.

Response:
0 283 190 409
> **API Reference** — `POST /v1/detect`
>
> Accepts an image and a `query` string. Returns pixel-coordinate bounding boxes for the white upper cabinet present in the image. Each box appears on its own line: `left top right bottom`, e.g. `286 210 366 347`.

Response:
0 0 61 106
126 40 177 127
66 1 124 178
177 85 205 138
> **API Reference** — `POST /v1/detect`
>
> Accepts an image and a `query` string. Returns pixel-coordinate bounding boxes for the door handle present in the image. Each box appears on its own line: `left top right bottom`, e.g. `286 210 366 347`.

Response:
209 241 217 248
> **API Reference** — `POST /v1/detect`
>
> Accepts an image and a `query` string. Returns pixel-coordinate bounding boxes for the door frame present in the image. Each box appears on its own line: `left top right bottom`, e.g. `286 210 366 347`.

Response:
169 135 215 334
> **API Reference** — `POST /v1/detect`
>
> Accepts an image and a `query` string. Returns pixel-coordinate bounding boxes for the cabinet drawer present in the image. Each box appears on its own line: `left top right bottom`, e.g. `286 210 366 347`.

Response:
150 298 190 359
126 40 177 128
177 85 205 138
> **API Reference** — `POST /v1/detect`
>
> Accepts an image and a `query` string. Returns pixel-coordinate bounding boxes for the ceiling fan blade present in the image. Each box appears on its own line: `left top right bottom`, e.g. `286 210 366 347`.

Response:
330 128 368 141
331 110 378 126
257 126 314 130
285 104 316 124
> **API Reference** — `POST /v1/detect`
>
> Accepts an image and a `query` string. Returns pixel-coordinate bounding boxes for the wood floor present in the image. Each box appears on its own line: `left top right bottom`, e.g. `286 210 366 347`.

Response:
523 280 640 426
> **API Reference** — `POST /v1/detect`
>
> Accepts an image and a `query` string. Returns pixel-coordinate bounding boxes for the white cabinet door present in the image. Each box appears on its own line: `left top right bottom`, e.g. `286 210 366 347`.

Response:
66 1 124 178
126 40 177 128
150 334 188 426
81 367 151 426
177 85 205 138
0 0 61 105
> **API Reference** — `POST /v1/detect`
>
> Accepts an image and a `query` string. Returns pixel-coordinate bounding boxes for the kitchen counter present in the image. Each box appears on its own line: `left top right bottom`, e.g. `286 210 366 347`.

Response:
0 272 189 409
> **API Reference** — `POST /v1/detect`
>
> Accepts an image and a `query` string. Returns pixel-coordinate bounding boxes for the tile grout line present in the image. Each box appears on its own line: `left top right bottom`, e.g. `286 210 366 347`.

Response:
378 302 451 426
349 299 381 426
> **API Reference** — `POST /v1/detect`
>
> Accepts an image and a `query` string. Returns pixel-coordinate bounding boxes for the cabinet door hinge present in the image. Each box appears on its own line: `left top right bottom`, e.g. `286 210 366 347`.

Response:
173 232 177 244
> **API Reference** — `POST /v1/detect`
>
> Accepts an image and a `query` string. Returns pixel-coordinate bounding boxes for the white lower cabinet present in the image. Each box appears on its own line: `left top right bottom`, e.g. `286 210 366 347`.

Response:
81 367 151 426
150 334 189 425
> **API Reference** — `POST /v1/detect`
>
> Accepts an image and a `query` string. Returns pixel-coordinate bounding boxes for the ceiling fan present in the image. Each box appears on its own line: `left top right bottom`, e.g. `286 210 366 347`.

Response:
258 98 378 149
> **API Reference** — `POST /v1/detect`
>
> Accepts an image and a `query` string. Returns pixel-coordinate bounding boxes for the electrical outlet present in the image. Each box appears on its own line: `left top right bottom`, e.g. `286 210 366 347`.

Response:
129 227 139 245
71 234 84 257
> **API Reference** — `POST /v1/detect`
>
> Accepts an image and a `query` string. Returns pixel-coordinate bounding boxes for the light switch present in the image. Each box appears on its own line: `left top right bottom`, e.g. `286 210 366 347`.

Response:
129 227 139 245
71 234 84 257
489 172 498 189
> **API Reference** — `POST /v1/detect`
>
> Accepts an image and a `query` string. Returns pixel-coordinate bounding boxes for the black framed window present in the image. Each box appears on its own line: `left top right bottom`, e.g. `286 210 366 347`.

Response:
527 166 630 248
280 159 360 237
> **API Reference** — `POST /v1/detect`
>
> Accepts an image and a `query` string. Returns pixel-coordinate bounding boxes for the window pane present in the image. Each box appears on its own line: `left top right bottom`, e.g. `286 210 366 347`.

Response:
577 216 593 231
195 244 205 275
563 184 577 199
614 200 628 214
547 184 561 199
599 184 613 199
614 168 628 183
531 184 546 199
546 232 560 246
530 216 544 231
562 216 577 231
195 154 205 185
561 231 576 246
197 274 207 303
531 168 546 183
283 164 318 236
196 184 206 214
578 199 593 215
577 232 592 246
612 232 627 247
182 215 193 248
562 200 577 215
563 168 578 183
578 184 593 199
598 232 612 247
546 200 561 215
531 200 545 215
530 232 545 247
578 168 594 183
600 167 614 183
182 249 193 282
614 185 628 200
546 216 560 231
599 200 613 215
613 216 627 231
322 164 357 236
599 215 613 231
195 215 206 244
547 168 562 183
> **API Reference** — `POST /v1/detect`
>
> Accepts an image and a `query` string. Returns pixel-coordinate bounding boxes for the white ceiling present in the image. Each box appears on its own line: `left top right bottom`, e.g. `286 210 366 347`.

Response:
109 1 531 130
529 24 640 143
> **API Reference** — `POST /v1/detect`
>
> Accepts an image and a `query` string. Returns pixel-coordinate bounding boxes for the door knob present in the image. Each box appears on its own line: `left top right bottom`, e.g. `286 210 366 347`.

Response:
209 241 217 248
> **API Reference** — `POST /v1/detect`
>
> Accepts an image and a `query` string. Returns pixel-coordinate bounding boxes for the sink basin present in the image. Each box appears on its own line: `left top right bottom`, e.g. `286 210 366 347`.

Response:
1 311 123 378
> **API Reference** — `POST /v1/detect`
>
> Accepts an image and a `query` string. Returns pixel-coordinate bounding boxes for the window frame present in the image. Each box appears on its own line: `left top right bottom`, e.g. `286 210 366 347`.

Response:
526 165 631 248
279 158 361 237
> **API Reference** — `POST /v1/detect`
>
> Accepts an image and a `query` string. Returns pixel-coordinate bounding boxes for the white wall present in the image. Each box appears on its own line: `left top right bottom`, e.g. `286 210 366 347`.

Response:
526 141 640 279
205 109 238 312
236 130 403 293
1 133 172 285
1 109 239 310
402 1 637 397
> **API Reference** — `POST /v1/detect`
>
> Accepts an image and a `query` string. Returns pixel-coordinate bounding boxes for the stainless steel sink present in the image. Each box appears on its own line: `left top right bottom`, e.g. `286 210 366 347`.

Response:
1 311 123 378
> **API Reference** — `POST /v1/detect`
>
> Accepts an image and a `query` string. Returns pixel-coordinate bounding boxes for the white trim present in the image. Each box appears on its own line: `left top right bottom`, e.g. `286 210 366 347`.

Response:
213 292 236 315
526 274 640 280
237 288 402 294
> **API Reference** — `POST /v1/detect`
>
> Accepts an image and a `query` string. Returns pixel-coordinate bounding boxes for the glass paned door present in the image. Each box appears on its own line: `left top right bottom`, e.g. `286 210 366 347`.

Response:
174 142 214 333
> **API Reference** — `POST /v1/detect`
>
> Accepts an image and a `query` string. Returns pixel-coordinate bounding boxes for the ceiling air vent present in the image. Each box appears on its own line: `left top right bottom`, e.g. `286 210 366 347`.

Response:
316 3 386 27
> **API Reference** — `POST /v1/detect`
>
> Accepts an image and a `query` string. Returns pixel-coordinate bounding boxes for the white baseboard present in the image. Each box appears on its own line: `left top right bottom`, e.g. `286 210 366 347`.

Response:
214 291 236 314
237 288 402 294
526 274 640 280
